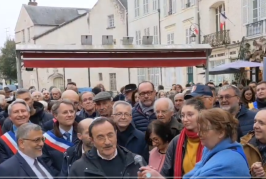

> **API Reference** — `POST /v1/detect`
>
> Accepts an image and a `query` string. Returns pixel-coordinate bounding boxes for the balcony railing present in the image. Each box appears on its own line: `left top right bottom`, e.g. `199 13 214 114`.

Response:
246 20 264 37
202 30 230 47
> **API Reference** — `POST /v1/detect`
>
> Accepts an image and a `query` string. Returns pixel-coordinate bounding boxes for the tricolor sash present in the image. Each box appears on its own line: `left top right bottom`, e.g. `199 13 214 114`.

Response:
1 131 18 154
43 131 73 153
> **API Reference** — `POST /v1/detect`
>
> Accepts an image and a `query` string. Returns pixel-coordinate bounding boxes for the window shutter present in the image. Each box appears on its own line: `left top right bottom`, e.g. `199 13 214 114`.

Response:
248 0 253 23
164 0 167 16
172 0 176 13
260 0 266 20
181 0 185 9
191 0 195 5
242 0 248 24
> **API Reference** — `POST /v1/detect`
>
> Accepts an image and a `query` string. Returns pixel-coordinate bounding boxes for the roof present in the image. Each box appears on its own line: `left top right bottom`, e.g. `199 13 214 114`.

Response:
23 4 90 26
119 0 127 10
33 13 87 40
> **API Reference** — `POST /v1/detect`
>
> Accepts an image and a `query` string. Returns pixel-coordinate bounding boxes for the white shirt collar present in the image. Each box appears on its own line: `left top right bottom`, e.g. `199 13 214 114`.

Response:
97 149 118 160
82 144 85 154
18 150 35 167
59 126 73 135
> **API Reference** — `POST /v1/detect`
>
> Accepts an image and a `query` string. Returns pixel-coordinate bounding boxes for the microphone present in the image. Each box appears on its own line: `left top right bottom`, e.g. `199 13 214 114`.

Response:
134 155 151 178
134 155 145 167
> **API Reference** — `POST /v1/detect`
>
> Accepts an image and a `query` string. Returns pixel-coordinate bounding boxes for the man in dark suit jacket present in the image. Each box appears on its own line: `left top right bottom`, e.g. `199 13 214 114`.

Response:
0 123 53 179
42 100 78 176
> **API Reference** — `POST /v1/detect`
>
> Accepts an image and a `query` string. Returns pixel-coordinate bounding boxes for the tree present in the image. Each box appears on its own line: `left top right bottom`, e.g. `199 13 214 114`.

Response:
0 39 17 80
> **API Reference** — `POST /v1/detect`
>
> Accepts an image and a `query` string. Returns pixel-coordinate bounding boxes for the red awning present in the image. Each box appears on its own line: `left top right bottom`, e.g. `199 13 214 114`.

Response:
17 44 212 68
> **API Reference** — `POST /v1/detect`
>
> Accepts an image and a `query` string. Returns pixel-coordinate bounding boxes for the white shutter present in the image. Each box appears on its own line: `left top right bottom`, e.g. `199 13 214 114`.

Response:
248 0 253 23
260 0 266 19
164 0 167 16
191 0 195 5
242 0 248 24
172 0 176 13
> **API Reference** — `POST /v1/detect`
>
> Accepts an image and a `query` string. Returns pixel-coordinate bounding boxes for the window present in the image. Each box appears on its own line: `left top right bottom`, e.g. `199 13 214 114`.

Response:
108 15 114 28
153 26 159 44
27 27 30 42
136 30 141 44
149 68 160 88
22 29 25 43
53 77 64 91
164 0 176 16
98 73 103 81
182 0 194 9
215 4 225 32
153 0 157 11
186 29 192 44
67 79 72 83
144 28 150 36
253 0 259 22
109 73 117 91
167 33 174 44
187 67 193 83
144 0 149 14
135 0 140 17
137 68 147 84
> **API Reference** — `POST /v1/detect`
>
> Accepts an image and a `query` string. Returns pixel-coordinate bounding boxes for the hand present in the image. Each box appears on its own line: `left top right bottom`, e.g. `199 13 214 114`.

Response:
137 166 164 179
251 162 265 177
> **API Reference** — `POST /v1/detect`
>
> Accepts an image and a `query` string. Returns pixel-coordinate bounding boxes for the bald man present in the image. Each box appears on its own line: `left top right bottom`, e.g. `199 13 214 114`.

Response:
42 90 84 132
51 88 61 100
31 91 43 101
61 118 94 177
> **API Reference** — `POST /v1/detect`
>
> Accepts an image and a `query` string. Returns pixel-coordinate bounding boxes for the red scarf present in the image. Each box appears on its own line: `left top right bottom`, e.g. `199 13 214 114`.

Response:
174 128 204 177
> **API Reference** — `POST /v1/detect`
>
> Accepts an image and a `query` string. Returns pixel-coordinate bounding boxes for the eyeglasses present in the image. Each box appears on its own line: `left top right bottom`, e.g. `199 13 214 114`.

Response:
218 95 237 101
179 113 194 120
113 113 132 118
155 110 169 115
23 137 45 144
139 91 154 97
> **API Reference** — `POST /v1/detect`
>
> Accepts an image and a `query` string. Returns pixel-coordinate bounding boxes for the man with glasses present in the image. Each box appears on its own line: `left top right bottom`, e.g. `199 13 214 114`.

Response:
0 99 31 163
112 101 148 161
42 100 78 176
218 85 256 136
132 81 156 132
0 123 53 178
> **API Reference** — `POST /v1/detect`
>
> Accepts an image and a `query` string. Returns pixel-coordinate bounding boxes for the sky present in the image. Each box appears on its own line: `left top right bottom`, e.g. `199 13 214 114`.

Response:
0 0 98 48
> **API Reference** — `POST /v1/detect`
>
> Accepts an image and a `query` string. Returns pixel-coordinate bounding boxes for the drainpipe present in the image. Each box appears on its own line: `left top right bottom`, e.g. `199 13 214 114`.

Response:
125 11 131 83
158 0 163 85
34 40 40 90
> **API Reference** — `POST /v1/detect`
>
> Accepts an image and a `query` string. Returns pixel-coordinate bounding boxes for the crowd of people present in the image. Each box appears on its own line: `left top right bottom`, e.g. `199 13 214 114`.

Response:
0 80 264 178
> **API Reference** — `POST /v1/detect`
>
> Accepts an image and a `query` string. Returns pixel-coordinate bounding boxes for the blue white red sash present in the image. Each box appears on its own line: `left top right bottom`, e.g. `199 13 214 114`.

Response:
43 131 73 153
1 131 18 154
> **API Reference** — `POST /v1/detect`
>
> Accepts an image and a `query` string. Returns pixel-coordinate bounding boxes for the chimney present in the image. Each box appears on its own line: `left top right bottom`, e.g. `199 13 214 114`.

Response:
28 0 38 6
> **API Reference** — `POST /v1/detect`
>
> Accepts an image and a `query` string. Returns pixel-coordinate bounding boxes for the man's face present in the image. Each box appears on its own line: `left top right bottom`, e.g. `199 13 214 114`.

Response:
32 92 42 102
16 92 34 109
18 129 44 158
218 89 239 113
256 83 266 99
91 121 117 159
249 83 257 93
174 96 184 110
52 90 61 100
200 96 214 109
81 93 95 112
155 100 173 123
54 103 75 126
62 95 80 111
78 123 93 150
138 83 156 107
254 110 266 143
112 104 132 129
9 103 30 127
42 90 50 101
95 100 113 117
125 91 133 101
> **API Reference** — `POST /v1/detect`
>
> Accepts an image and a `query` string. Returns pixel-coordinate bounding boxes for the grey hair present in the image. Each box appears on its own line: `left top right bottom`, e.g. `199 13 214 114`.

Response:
112 101 132 114
51 88 61 93
0 95 6 104
31 91 43 97
51 99 75 115
154 98 174 112
219 85 241 97
15 89 30 98
8 99 30 115
16 123 42 142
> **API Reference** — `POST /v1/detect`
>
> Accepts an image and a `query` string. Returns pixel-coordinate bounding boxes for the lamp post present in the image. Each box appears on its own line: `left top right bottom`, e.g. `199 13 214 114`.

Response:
190 33 196 44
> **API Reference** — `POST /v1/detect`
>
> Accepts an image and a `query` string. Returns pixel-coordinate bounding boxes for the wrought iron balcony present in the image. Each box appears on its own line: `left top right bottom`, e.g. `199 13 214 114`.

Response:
246 20 264 37
202 30 230 47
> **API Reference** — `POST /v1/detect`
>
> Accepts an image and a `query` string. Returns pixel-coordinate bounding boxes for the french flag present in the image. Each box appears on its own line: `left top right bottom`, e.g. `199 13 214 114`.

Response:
220 12 227 30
